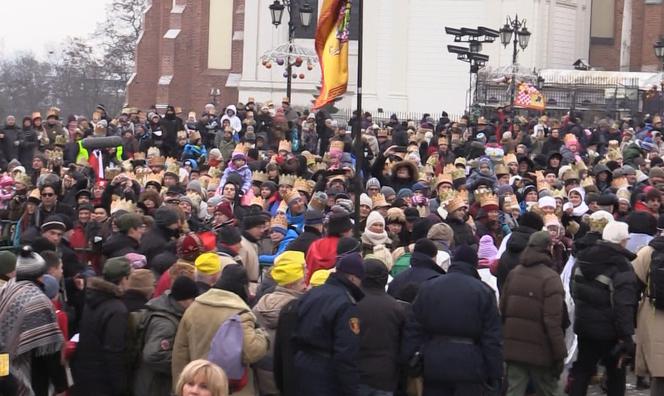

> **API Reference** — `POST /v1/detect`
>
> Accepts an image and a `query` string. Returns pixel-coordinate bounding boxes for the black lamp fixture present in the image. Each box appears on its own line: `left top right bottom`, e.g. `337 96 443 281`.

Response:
269 0 285 26
498 14 531 108
499 23 513 47
654 37 664 70
299 1 313 28
518 26 531 50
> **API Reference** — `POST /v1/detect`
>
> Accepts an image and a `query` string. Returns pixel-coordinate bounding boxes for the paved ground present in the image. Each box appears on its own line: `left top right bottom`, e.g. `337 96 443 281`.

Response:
586 373 649 395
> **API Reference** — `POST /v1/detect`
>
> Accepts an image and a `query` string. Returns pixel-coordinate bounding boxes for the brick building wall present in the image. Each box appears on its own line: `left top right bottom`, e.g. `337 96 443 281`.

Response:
127 0 244 114
589 0 664 71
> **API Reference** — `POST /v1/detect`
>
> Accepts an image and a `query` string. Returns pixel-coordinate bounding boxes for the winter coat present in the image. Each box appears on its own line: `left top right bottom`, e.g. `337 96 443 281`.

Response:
221 105 243 134
252 287 303 395
541 137 563 156
172 288 269 396
572 240 638 341
133 293 184 396
559 146 577 165
500 250 567 367
72 277 129 396
293 273 365 396
387 252 445 302
102 232 140 258
497 225 538 291
286 226 322 253
217 138 236 163
622 142 643 166
259 229 298 265
221 163 252 194
18 128 38 166
633 237 664 377
238 235 260 284
123 289 149 312
1 124 19 163
444 216 478 250
402 261 503 390
140 225 177 265
357 285 406 391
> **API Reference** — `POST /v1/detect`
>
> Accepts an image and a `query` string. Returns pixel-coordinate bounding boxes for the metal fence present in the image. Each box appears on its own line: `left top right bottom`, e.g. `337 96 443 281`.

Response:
331 108 466 127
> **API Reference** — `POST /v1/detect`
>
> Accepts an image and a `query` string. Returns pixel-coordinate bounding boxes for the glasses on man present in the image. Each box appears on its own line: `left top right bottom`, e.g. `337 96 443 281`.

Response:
41 192 55 197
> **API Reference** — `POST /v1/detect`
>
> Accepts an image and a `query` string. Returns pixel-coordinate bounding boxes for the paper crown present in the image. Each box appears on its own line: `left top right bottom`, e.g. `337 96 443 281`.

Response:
550 188 566 200
446 196 468 213
543 214 561 227
562 169 579 181
252 171 268 184
581 176 596 189
120 160 134 173
611 176 629 189
271 214 289 229
133 152 146 160
110 198 136 215
616 187 631 203
278 140 292 153
104 167 121 181
479 193 499 209
435 173 453 188
46 106 61 119
31 111 42 120
53 135 67 147
330 140 345 151
28 188 41 202
537 181 551 192
148 156 165 167
144 171 163 186
233 143 250 155
494 164 510 176
293 177 314 196
147 147 161 159
313 162 328 173
278 174 296 187
503 153 518 165
249 196 266 208
283 189 302 205
371 193 389 208
452 168 466 181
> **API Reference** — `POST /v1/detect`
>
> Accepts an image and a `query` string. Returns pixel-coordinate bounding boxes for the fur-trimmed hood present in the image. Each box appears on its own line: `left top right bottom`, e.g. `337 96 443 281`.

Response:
85 277 123 308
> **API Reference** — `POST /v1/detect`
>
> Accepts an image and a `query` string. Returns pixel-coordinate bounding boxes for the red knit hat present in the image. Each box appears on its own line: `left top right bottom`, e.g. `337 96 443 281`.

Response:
176 232 204 262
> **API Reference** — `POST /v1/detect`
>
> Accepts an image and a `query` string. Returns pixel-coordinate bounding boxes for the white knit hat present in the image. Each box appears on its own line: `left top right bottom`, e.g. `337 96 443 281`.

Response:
538 196 556 209
16 246 46 280
360 193 373 209
602 221 630 244
366 211 385 228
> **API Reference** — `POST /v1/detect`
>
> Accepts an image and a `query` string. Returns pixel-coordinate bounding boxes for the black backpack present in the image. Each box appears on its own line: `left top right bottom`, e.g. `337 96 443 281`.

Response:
647 247 664 310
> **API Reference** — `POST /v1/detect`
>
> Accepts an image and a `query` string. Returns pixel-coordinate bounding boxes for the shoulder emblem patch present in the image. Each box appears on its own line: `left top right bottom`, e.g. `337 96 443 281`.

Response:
349 317 360 335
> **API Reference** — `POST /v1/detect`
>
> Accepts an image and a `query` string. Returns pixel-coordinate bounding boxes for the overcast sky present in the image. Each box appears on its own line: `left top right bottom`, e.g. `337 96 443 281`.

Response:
0 0 112 57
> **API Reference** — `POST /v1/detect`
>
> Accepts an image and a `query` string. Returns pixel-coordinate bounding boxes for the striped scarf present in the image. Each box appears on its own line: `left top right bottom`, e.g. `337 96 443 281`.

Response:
0 279 64 396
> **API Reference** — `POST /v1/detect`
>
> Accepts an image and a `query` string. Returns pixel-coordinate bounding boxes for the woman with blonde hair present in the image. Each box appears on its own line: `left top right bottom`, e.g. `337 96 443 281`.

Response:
176 359 229 396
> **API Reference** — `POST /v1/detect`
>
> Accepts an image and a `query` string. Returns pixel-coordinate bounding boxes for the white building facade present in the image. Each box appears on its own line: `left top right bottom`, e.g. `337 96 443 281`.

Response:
239 0 591 115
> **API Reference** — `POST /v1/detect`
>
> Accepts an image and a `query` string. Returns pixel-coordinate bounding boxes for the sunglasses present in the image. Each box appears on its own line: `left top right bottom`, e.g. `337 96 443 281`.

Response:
41 193 55 197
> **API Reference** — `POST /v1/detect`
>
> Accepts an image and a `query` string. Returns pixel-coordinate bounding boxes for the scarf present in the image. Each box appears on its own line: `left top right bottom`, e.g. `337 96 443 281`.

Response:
0 279 63 396
361 229 390 246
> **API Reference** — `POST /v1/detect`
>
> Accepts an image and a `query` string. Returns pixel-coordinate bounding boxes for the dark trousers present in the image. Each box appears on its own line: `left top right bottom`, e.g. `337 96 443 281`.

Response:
569 338 625 396
423 382 496 396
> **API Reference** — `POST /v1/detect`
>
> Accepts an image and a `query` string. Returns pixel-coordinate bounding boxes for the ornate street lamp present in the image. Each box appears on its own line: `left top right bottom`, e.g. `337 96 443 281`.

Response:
654 37 664 70
499 15 531 108
269 0 285 26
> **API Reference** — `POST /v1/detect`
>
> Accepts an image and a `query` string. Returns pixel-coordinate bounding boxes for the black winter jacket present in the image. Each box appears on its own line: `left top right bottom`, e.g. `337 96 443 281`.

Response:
444 216 478 250
402 261 503 390
572 240 638 341
497 225 538 291
72 277 129 396
286 226 322 253
102 232 140 258
387 252 445 302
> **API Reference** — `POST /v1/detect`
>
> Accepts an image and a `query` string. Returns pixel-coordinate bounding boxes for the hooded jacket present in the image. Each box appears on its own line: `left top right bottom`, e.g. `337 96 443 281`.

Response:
220 105 243 134
133 293 185 396
572 240 638 340
500 249 567 367
73 277 129 396
497 225 538 291
387 251 445 302
172 288 269 396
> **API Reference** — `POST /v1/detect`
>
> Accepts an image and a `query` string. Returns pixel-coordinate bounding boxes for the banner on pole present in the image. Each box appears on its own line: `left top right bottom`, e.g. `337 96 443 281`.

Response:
313 0 351 109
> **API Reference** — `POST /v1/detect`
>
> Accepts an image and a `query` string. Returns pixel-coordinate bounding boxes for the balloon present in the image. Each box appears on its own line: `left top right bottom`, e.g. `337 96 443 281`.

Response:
299 74 305 79
276 58 285 66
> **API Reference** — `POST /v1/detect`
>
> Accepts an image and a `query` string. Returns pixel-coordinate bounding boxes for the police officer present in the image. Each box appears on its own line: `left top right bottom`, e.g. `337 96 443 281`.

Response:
292 252 365 396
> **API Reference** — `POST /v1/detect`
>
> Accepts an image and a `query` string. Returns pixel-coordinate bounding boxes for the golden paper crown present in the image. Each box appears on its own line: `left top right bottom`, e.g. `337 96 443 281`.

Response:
233 143 250 155
283 189 302 204
278 140 292 153
479 193 499 209
330 140 345 151
443 163 456 175
104 167 121 181
208 167 222 179
165 157 178 168
494 164 509 176
581 176 596 189
14 173 31 188
446 196 468 213
144 172 163 186
313 162 328 173
121 160 134 173
166 162 179 176
451 168 466 181
147 147 161 159
252 171 268 184
293 177 314 196
110 198 137 215
504 153 518 165
435 173 453 188
562 169 579 181
28 188 41 201
271 214 289 229
278 174 296 187
573 159 587 172
551 188 566 200
46 106 60 119
53 135 67 147
148 156 165 167
301 151 317 166
371 193 389 208
543 214 561 227
249 196 266 208
31 111 42 120
606 149 623 161
608 140 620 150
537 181 551 192
133 151 146 160
611 176 629 189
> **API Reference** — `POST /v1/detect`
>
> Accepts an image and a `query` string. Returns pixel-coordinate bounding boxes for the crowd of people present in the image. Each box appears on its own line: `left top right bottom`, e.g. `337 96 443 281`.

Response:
1 97 664 396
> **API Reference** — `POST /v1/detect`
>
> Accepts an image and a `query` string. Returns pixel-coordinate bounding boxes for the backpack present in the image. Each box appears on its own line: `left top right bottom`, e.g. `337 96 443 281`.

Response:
126 309 179 374
647 247 664 310
392 245 412 277
207 311 249 393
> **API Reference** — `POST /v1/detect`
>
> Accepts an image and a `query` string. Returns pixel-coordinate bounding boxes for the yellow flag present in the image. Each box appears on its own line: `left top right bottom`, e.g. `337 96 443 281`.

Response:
313 0 351 109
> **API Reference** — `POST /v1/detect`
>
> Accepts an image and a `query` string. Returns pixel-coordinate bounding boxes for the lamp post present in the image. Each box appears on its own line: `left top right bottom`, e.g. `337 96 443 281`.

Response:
269 0 314 103
654 37 664 71
499 15 531 108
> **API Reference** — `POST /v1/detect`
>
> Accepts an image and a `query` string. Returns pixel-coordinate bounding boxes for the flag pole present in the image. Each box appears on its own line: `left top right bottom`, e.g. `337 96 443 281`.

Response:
353 0 364 238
